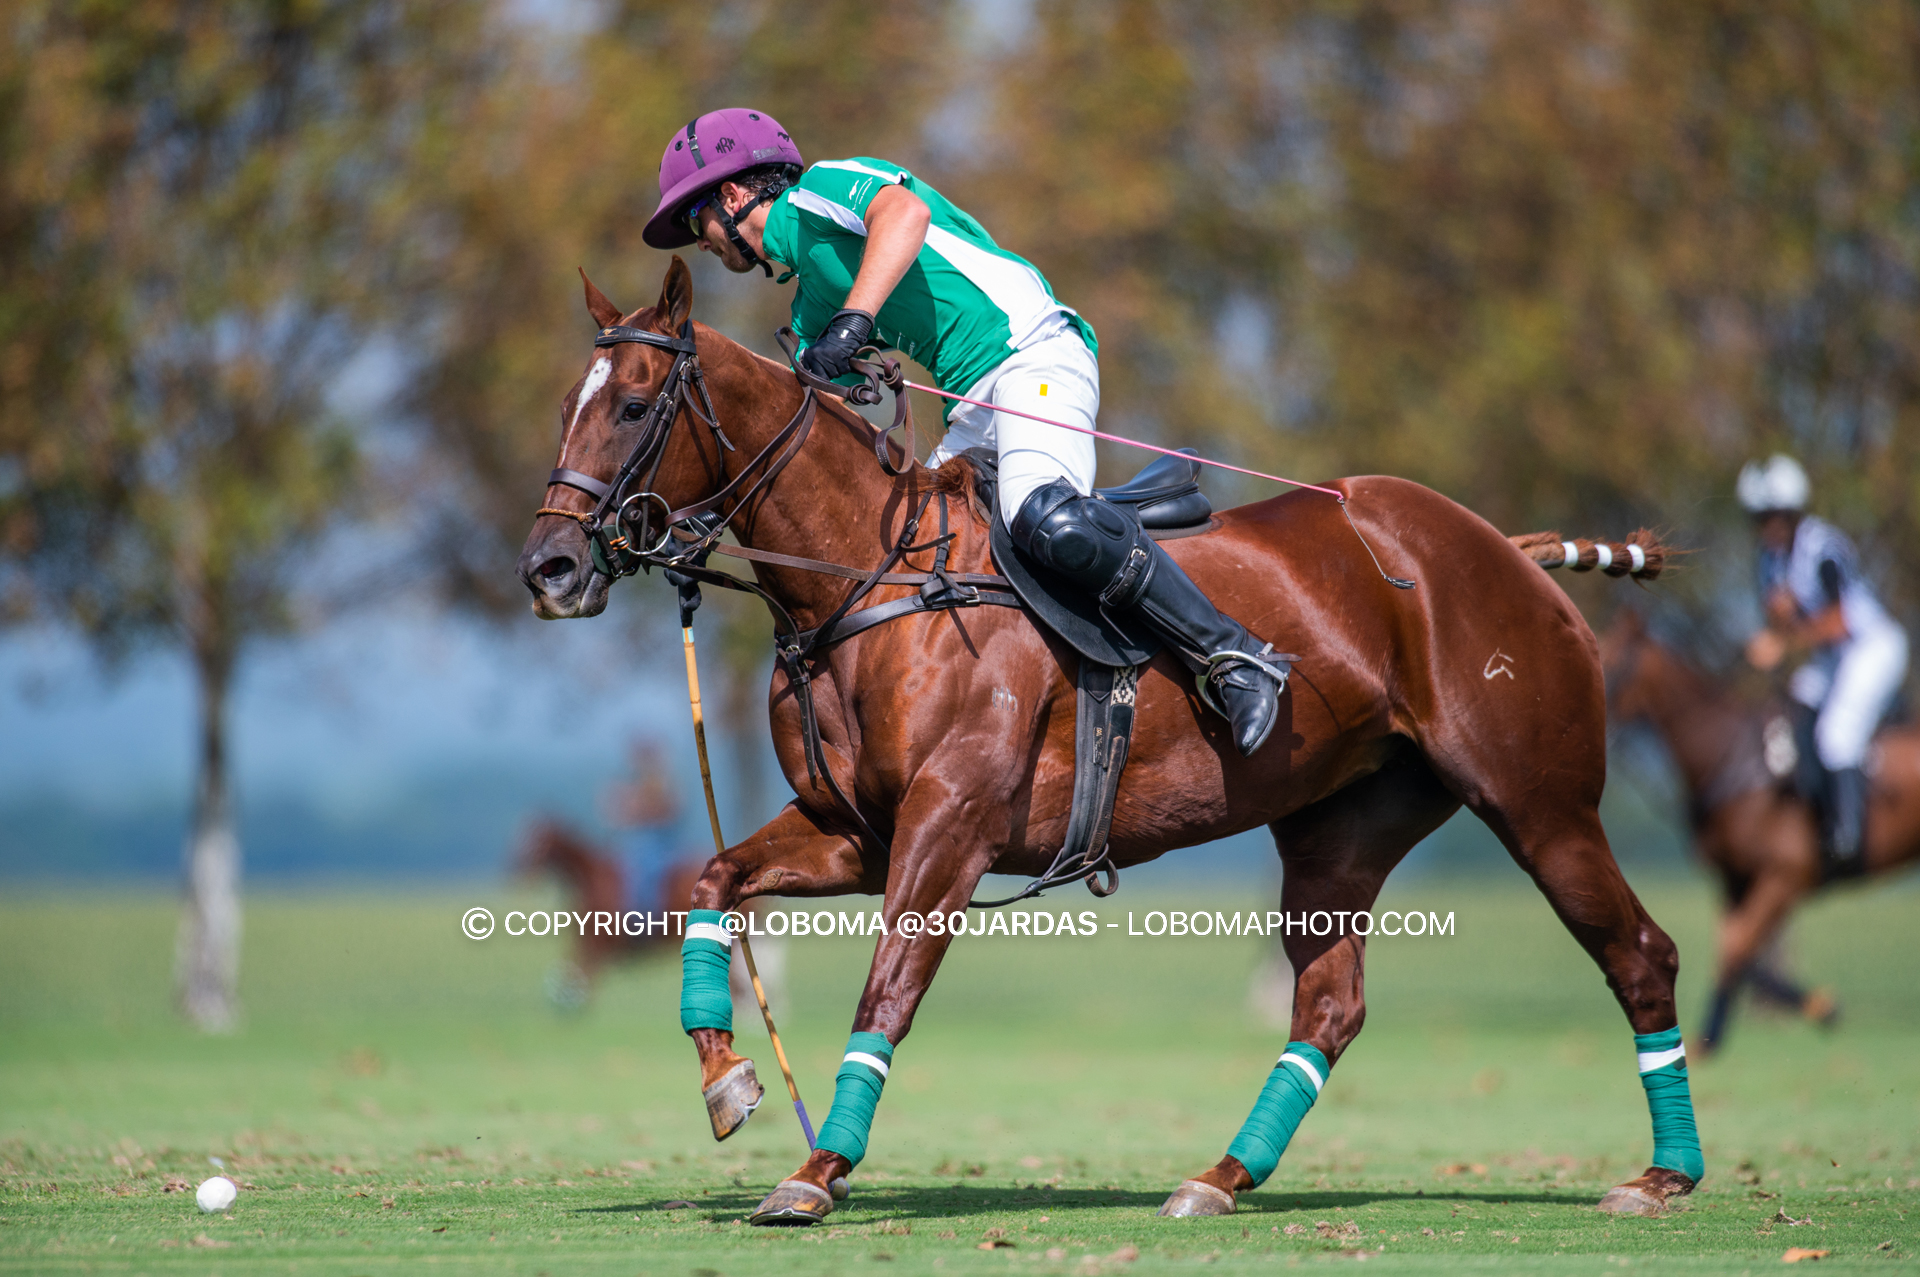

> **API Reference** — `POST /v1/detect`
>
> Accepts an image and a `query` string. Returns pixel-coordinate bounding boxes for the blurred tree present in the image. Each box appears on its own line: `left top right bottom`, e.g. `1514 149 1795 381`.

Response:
401 0 961 819
0 0 496 1029
946 0 1920 637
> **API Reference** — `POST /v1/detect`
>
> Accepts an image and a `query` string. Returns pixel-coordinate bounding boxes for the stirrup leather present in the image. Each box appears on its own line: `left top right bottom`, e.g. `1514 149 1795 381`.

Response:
1197 643 1291 718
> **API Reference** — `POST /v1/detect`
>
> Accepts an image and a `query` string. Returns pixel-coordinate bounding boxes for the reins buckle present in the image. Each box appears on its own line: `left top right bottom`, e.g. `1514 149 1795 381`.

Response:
920 576 980 609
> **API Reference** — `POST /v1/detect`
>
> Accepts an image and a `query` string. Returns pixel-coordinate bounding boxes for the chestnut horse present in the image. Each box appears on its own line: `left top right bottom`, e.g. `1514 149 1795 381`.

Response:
518 259 1692 1220
513 817 703 993
514 818 787 1013
1599 612 1920 1052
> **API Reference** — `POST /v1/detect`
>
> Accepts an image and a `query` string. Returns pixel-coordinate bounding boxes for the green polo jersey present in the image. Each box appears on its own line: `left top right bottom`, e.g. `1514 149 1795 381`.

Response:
760 158 1097 396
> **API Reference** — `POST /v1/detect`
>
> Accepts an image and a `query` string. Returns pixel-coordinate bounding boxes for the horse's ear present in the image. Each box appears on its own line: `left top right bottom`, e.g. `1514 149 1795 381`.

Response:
580 268 623 329
657 255 694 332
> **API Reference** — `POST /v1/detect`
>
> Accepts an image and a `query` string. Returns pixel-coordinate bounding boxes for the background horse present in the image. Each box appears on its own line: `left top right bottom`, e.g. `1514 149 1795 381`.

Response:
513 817 785 1014
1599 611 1920 1052
517 259 1696 1222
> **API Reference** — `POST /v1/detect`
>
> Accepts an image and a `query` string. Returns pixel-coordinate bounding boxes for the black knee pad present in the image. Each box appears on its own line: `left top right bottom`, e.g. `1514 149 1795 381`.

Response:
1011 480 1154 606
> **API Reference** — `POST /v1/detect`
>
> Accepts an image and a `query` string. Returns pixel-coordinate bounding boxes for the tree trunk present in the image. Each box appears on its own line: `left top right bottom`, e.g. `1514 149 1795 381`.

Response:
176 639 241 1032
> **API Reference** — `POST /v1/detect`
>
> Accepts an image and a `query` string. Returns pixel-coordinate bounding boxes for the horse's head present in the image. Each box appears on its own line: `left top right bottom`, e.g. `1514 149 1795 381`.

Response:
517 259 708 619
512 817 568 881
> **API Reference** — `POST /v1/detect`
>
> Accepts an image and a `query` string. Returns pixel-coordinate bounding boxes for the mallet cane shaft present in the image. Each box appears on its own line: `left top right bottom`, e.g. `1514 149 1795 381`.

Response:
681 622 818 1150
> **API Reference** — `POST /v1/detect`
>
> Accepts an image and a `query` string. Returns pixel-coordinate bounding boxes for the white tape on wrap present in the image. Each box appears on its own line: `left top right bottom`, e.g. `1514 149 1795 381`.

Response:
1560 541 1580 568
844 1051 891 1078
1594 543 1613 570
1627 543 1646 574
686 922 734 947
1636 1045 1686 1073
1278 1051 1325 1094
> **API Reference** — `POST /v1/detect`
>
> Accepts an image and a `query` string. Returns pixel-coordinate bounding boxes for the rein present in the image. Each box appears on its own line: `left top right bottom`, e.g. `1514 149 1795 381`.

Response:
538 320 1020 859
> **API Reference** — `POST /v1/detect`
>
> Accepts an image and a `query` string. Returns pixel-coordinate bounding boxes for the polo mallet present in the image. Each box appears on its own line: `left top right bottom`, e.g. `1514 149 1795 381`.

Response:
672 572 818 1150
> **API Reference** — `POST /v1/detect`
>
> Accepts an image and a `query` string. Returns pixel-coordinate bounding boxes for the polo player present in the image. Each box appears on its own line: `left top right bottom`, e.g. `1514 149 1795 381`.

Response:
641 108 1290 757
1740 453 1910 881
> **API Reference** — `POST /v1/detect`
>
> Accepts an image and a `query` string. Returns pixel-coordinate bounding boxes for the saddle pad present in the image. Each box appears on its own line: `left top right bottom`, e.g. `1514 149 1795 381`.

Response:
963 449 1161 668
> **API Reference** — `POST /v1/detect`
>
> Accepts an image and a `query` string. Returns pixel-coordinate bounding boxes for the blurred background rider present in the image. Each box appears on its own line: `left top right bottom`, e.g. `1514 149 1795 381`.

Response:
604 740 684 914
639 108 1290 757
1740 455 1910 881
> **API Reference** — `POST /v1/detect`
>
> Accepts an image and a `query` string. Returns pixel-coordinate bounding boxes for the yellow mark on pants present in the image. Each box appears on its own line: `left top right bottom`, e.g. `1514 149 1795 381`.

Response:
1038 383 1049 397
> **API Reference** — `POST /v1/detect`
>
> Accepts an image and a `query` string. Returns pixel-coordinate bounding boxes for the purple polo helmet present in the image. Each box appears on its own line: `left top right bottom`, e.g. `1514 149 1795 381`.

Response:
642 108 804 251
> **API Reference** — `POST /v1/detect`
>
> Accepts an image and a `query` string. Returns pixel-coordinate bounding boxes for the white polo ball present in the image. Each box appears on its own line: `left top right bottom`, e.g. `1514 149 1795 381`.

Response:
195 1175 237 1212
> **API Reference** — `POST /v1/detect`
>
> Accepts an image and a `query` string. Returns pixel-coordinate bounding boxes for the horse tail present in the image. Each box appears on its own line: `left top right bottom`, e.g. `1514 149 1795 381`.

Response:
1507 529 1670 580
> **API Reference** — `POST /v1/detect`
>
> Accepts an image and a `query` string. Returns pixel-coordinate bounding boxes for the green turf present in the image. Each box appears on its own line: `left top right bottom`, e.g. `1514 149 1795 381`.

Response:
2 877 1916 1273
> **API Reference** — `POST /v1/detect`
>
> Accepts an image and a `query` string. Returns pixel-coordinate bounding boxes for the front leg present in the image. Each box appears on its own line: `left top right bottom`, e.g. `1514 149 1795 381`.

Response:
683 802 877 1137
749 783 1002 1225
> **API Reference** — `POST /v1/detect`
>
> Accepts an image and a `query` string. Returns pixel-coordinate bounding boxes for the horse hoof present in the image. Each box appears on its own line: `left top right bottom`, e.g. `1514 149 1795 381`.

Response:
1597 1167 1695 1216
1803 987 1840 1029
829 1177 849 1201
749 1178 834 1226
1157 1179 1236 1217
702 1060 764 1141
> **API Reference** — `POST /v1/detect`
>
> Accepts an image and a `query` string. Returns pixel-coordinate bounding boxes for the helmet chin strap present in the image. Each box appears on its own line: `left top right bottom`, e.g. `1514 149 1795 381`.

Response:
716 185 786 278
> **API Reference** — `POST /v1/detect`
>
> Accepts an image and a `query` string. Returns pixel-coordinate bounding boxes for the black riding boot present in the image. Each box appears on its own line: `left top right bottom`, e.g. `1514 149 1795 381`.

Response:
1012 480 1288 756
1821 766 1869 883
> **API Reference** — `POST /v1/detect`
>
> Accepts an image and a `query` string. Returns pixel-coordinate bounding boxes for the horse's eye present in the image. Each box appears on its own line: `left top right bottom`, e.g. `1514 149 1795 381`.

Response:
621 401 646 422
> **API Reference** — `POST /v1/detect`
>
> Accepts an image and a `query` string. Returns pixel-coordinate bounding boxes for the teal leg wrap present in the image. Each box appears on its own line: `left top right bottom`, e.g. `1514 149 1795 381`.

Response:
1225 1042 1329 1187
679 909 734 1034
1634 1027 1705 1183
814 1031 893 1168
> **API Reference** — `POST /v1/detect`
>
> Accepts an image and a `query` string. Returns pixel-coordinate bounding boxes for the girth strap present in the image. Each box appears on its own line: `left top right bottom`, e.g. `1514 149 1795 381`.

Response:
971 662 1138 908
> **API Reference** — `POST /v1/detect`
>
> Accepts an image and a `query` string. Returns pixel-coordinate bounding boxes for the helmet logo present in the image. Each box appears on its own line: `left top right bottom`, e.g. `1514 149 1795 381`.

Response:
715 136 736 154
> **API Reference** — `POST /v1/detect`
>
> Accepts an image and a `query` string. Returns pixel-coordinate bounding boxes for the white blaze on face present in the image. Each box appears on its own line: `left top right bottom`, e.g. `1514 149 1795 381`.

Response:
562 355 614 454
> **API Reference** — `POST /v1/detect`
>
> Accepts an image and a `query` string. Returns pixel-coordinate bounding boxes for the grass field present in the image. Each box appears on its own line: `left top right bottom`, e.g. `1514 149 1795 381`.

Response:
3 877 1916 1273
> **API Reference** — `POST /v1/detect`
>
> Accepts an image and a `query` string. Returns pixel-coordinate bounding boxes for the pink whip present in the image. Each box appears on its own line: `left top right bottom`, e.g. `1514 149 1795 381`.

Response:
900 380 1413 589
903 381 1347 501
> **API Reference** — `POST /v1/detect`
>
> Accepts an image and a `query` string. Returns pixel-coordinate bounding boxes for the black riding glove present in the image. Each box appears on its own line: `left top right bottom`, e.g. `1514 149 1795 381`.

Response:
798 309 875 381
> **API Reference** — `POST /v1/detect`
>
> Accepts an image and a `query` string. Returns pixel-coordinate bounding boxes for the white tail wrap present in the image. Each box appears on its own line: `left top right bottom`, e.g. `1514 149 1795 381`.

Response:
1278 1051 1325 1094
1636 1044 1686 1073
1560 541 1579 568
1627 543 1646 574
686 921 734 947
844 1050 891 1078
1594 543 1612 570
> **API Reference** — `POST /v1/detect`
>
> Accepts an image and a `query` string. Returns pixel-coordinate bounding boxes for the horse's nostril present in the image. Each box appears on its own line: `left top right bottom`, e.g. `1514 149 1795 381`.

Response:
537 555 574 581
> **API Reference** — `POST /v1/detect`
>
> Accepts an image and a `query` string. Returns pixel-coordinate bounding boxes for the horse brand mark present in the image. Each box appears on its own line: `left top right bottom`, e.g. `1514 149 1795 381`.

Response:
992 687 1019 713
1483 650 1516 681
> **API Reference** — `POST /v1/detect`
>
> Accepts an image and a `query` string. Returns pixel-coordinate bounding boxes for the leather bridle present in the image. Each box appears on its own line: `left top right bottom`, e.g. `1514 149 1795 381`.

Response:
535 319 1017 860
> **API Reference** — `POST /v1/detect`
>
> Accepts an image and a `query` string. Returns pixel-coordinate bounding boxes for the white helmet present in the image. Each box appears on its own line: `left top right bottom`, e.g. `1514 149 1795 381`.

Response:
1736 454 1809 514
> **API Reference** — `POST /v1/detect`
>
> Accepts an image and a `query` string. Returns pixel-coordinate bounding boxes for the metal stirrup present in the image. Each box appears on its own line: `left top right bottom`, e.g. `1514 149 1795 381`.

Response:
1197 643 1291 718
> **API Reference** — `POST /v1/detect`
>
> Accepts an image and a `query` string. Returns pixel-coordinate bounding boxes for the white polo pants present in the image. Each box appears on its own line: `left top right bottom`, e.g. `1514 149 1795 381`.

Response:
926 329 1100 527
1790 623 1910 770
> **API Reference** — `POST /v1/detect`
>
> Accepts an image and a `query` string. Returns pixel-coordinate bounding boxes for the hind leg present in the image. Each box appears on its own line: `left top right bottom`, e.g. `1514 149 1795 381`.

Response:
1464 786 1702 1214
1161 750 1458 1216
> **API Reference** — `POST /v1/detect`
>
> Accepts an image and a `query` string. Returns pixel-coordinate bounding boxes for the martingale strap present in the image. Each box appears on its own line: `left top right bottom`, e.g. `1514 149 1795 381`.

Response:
659 489 1021 862
543 318 1023 869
